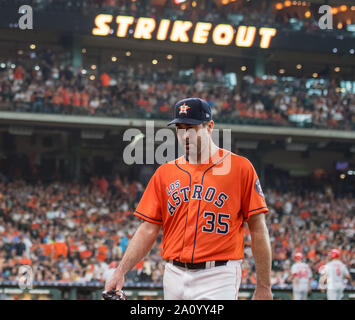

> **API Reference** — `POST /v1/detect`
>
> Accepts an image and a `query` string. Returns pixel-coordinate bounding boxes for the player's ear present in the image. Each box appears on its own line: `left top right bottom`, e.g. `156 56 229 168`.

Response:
206 120 214 133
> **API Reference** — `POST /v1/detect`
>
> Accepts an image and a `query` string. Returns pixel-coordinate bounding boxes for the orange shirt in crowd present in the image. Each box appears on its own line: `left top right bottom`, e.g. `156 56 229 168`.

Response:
137 98 149 108
81 92 89 107
307 250 316 260
300 210 310 219
80 250 92 259
41 243 54 257
72 91 81 107
61 88 72 106
69 243 79 254
54 241 68 259
241 269 248 279
52 94 62 105
26 196 37 209
97 245 108 262
98 178 108 193
14 66 24 80
20 257 32 265
100 73 111 87
160 104 169 113
135 260 144 270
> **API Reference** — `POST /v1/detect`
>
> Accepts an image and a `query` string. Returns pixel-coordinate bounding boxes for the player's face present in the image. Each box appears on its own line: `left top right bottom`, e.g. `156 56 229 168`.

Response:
175 121 213 159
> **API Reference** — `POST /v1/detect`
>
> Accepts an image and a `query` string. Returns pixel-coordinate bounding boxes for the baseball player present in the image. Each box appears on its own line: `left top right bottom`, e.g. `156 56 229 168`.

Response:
319 249 352 300
105 98 273 300
291 252 312 300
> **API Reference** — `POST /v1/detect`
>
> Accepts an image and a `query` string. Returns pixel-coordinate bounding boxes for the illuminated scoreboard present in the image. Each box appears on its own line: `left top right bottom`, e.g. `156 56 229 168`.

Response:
92 14 277 49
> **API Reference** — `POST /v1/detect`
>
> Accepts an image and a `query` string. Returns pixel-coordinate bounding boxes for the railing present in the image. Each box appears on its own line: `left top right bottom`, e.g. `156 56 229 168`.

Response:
1 103 354 132
1 281 354 300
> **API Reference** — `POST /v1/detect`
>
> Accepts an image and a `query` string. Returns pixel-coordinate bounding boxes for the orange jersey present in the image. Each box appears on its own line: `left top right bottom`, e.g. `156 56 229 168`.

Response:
134 148 268 263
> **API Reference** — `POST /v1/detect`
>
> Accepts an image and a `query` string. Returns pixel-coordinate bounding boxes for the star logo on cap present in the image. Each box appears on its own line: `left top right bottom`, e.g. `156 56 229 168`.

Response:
178 103 190 115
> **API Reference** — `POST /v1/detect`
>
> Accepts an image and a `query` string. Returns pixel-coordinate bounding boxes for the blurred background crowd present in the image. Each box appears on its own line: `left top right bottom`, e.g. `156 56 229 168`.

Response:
0 49 354 130
0 172 353 288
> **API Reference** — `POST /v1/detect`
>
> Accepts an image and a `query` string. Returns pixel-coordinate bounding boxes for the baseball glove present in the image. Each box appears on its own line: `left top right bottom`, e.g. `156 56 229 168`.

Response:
102 289 127 300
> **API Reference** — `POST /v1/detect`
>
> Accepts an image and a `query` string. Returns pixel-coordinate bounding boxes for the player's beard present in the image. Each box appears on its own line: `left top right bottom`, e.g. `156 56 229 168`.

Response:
185 136 209 164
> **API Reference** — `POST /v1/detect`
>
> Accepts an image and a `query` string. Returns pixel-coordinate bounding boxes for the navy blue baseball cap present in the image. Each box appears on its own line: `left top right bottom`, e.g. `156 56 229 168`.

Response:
167 98 212 126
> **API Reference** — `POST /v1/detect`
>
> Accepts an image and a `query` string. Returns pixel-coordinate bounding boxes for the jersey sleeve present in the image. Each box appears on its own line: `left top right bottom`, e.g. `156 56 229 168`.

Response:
134 169 163 225
241 159 269 221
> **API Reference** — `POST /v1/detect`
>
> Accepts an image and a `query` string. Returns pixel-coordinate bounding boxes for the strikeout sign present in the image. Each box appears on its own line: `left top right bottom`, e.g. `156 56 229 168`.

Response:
92 14 277 49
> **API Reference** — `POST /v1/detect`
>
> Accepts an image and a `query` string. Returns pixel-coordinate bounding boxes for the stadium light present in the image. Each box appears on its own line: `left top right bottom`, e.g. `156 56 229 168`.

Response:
111 56 117 62
166 54 173 60
152 59 158 65
334 67 340 72
279 68 285 74
312 73 318 78
126 51 131 56
350 49 354 54
339 173 346 179
275 3 283 10
91 64 97 70
29 44 36 50
296 64 302 70
174 0 186 4
340 5 348 12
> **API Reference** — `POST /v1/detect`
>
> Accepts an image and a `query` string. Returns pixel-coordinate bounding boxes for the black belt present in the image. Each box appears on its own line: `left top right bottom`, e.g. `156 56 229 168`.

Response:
170 260 228 270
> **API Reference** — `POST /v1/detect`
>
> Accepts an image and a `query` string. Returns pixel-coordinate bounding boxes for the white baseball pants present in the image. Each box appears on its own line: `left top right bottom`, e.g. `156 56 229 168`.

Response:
293 289 308 300
327 288 344 300
163 260 242 300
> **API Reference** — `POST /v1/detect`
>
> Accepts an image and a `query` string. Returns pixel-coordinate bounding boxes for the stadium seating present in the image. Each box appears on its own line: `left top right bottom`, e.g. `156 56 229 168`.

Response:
0 48 353 131
0 175 353 287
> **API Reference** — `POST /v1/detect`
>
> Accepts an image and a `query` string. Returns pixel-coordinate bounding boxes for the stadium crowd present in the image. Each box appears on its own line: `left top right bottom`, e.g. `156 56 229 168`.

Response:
0 49 354 131
0 172 353 288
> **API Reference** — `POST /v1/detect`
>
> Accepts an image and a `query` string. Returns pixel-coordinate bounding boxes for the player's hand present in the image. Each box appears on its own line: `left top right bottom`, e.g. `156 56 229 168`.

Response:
252 287 273 300
105 268 125 293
